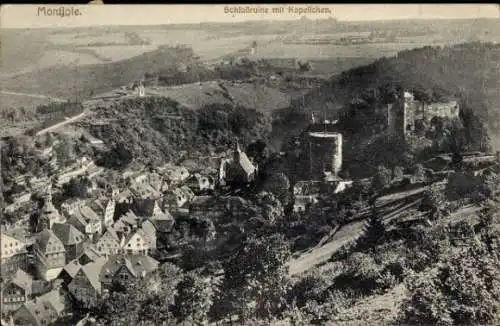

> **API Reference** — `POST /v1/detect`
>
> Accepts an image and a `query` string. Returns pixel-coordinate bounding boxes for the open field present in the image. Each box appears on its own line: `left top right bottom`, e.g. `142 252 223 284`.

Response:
82 45 159 62
112 81 292 114
48 31 128 45
4 18 499 81
0 93 61 111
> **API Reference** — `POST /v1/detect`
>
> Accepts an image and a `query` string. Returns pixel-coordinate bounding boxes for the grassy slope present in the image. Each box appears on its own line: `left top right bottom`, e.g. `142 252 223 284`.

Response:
2 45 202 101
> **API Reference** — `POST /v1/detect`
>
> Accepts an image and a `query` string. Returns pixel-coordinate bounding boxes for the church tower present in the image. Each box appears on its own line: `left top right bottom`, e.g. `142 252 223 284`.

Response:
37 185 65 232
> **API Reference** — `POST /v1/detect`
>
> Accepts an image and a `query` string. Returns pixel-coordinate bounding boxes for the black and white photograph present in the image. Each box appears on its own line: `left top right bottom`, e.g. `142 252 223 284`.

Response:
1 4 500 325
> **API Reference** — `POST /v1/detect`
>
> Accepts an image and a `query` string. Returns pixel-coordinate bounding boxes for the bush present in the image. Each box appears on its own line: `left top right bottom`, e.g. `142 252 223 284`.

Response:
372 165 392 190
288 273 328 308
397 271 454 326
397 243 500 326
173 272 212 324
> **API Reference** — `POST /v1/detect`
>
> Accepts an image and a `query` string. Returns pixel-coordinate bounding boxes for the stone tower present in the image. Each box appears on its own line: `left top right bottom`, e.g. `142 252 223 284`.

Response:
37 185 65 232
307 131 343 179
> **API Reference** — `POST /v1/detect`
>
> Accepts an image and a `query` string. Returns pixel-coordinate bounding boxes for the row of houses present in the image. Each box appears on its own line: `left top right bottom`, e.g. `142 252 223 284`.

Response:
1 139 261 325
1 193 168 324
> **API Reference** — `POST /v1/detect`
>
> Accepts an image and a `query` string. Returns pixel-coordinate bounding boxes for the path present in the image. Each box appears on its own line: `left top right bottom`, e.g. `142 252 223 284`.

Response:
35 111 87 136
289 220 368 276
288 182 450 276
1 90 66 102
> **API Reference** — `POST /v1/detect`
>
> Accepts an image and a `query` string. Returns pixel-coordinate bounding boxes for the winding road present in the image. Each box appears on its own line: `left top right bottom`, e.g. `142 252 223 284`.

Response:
35 111 88 136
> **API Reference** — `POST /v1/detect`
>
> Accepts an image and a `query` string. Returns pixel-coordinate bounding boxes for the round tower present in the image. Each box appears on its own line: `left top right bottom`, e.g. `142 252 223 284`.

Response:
307 132 343 179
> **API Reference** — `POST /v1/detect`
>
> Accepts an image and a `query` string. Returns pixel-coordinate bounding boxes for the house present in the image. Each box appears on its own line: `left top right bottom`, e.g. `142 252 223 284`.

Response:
94 229 121 259
219 142 258 186
156 164 190 185
99 254 159 287
128 183 163 217
60 198 87 217
142 203 175 234
68 258 106 308
58 247 103 286
124 172 165 192
293 195 319 213
139 223 157 251
12 300 58 326
51 223 85 262
122 171 148 184
1 269 33 314
186 173 215 193
33 230 66 281
115 189 134 204
58 260 82 286
141 206 174 250
293 180 322 196
122 228 153 255
67 206 102 239
164 186 195 208
118 210 140 228
12 289 67 326
0 231 28 279
89 198 116 228
76 246 103 266
130 182 162 200
112 219 132 237
323 172 353 194
133 82 145 97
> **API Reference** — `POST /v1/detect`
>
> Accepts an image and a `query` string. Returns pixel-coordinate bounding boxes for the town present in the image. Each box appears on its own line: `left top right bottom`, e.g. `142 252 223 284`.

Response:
2 78 499 325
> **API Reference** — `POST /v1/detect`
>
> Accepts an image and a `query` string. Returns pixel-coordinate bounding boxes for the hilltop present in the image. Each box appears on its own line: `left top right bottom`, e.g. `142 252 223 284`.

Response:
1 45 205 101
77 96 272 168
302 42 500 142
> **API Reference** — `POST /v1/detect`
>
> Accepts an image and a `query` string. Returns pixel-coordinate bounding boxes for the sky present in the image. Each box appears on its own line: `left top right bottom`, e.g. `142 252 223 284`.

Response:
0 4 499 29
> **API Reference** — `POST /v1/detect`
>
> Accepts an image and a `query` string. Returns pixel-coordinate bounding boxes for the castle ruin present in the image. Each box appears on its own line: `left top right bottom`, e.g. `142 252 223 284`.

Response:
387 89 460 138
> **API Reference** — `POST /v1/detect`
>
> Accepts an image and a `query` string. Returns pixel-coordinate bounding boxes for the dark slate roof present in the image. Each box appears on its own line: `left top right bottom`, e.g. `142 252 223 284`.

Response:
52 223 85 246
35 229 65 255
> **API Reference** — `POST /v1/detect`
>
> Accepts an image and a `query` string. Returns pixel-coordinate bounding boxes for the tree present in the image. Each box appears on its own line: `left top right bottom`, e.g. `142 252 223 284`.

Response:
55 137 74 167
297 61 311 72
262 172 290 205
63 176 90 198
173 272 212 325
95 279 150 325
44 133 54 147
392 166 405 181
213 234 291 322
97 143 133 169
255 191 285 224
412 163 426 183
399 238 500 326
421 187 446 220
288 273 328 308
372 165 392 190
397 271 454 326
